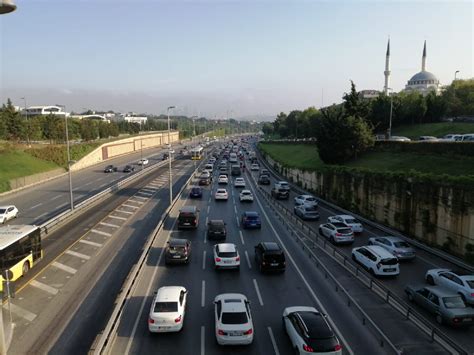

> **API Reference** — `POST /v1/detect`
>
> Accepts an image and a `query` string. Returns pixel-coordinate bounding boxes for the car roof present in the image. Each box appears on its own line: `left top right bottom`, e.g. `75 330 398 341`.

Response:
156 286 186 301
298 311 334 338
331 222 349 228
215 293 247 312
180 205 197 213
419 285 462 297
209 219 224 225
216 243 237 252
261 242 281 251
216 189 227 192
243 211 259 216
241 190 251 193
363 245 397 258
168 238 189 246
375 236 404 243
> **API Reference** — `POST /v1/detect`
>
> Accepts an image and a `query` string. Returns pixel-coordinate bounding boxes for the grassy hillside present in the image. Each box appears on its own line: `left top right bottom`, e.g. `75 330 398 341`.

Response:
392 122 474 139
258 143 325 170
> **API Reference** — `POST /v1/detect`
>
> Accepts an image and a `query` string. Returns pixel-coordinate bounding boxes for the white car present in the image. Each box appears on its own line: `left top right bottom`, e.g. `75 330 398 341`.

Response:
352 245 399 277
218 175 229 184
425 269 474 305
148 286 187 333
283 306 342 354
234 177 246 188
138 158 149 165
215 189 229 201
294 195 318 208
0 206 18 224
318 222 354 244
250 164 259 171
327 215 363 233
214 293 253 345
213 243 240 270
239 190 254 202
204 164 214 173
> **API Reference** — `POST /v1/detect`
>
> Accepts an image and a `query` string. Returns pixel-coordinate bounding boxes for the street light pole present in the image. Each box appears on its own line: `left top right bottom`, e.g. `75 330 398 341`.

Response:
20 97 30 146
454 70 460 81
63 106 74 211
167 106 175 206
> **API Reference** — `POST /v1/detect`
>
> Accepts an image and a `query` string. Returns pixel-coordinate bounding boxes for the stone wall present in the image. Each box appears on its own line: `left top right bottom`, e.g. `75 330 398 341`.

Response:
264 155 474 257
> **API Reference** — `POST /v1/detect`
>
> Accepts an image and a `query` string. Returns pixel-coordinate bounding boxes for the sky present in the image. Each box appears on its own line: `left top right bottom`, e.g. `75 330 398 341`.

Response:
0 0 472 120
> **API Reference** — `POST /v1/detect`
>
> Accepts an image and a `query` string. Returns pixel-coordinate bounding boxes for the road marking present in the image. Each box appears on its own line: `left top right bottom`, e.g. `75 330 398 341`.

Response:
137 191 153 196
99 222 120 228
83 181 92 187
99 183 107 188
202 251 206 270
29 203 42 210
235 216 239 226
90 229 112 237
267 327 280 355
122 204 139 209
79 239 103 247
109 215 127 221
50 195 61 201
30 280 59 295
133 195 148 200
128 198 144 204
234 205 238 214
36 212 48 220
205 217 208 225
201 326 205 355
245 250 251 269
142 188 156 193
51 261 77 274
65 250 91 260
253 279 264 306
207 206 210 214
201 280 206 307
9 303 37 322
116 209 134 215
203 232 207 244
239 230 245 245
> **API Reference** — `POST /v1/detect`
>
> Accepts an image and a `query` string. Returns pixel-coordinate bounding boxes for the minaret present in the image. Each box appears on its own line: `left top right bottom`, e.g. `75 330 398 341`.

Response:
383 38 391 95
421 40 427 71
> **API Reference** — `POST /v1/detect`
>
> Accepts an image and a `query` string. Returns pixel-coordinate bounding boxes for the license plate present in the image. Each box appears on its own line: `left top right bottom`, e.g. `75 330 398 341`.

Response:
271 263 279 266
184 223 190 225
159 326 170 330
173 255 181 259
228 331 241 336
463 318 472 322
224 260 232 264
385 268 395 272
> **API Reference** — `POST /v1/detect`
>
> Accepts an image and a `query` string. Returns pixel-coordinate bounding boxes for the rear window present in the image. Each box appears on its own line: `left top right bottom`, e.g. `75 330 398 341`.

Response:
221 312 248 324
443 296 466 309
263 253 284 262
345 218 356 224
219 251 237 258
337 228 353 234
380 258 398 265
394 241 410 248
169 246 185 252
466 280 474 289
154 302 178 313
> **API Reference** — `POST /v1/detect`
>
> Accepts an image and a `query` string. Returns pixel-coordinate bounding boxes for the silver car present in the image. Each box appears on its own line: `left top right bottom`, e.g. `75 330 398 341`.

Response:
368 236 415 260
294 205 320 221
425 269 474 305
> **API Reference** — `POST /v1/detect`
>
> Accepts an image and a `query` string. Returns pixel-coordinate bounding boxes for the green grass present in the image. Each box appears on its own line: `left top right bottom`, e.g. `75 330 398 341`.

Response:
393 122 474 139
259 143 326 170
0 150 60 192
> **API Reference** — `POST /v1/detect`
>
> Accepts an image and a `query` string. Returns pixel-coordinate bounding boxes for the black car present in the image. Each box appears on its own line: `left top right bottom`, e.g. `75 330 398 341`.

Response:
207 220 227 240
177 206 199 229
123 165 135 173
165 238 191 264
189 186 203 198
254 242 286 272
258 174 270 185
162 153 169 160
104 165 118 173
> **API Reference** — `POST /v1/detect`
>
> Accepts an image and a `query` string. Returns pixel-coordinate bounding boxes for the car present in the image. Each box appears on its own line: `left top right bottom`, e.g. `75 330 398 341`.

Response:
165 239 191 264
368 236 415 260
271 185 289 199
0 205 18 224
425 269 474 305
214 293 253 345
258 174 270 185
218 175 229 184
259 169 269 177
318 222 354 244
418 136 438 141
283 306 342 354
405 285 474 326
177 206 199 229
138 158 149 165
234 177 246 188
294 195 318 208
388 136 411 142
231 164 241 176
162 153 169 160
351 245 400 277
123 165 135 173
275 181 290 191
241 211 261 229
148 286 187 333
207 220 227 240
250 163 259 171
239 190 254 202
104 165 118 173
209 157 217 164
213 243 240 270
294 205 320 221
440 134 463 142
220 160 228 167
327 215 363 233
199 172 211 186
189 186 203 198
254 242 286 272
215 189 229 201
204 163 214 173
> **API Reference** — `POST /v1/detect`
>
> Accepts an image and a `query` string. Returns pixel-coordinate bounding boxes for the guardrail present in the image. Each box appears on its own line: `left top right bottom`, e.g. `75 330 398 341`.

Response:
256 184 468 355
255 149 474 273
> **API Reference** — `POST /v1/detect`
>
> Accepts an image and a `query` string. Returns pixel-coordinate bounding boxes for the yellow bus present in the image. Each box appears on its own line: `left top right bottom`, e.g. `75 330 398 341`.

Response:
191 146 204 160
0 225 42 292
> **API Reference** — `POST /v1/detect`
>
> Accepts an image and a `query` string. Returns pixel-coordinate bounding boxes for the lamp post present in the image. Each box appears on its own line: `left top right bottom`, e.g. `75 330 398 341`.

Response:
387 88 394 139
62 105 74 211
20 97 30 146
0 0 16 14
454 70 460 81
167 106 175 206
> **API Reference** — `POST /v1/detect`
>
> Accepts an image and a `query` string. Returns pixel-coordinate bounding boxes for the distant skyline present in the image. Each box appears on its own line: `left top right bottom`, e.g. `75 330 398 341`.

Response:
0 0 472 120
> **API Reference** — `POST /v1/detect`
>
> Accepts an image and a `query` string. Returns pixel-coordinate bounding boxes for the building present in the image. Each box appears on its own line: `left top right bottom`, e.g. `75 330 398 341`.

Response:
360 90 380 99
22 105 70 117
70 114 110 123
124 116 147 125
404 41 440 95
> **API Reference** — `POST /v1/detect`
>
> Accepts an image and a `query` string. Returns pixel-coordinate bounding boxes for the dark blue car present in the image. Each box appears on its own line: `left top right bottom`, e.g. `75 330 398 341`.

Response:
189 186 203 198
241 211 261 229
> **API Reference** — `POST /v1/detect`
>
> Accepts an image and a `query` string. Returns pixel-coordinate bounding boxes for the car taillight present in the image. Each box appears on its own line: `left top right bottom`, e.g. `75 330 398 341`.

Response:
215 257 221 262
471 293 474 297
217 329 225 335
303 344 314 352
335 233 342 237
335 344 342 351
194 218 197 224
148 318 155 324
175 315 182 323
236 256 240 261
453 317 460 323
244 328 253 335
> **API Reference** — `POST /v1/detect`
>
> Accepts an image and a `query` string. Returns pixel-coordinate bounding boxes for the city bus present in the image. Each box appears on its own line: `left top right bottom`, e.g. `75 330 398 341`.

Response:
191 146 204 160
0 225 42 292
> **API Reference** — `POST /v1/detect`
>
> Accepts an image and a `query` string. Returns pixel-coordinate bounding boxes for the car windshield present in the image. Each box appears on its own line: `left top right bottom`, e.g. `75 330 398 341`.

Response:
153 302 178 313
169 246 185 252
0 209 6 214
221 312 248 324
394 241 410 248
443 296 466 309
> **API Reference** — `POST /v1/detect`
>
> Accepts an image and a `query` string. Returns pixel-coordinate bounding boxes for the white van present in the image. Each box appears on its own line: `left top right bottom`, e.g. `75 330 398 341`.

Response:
351 245 399 276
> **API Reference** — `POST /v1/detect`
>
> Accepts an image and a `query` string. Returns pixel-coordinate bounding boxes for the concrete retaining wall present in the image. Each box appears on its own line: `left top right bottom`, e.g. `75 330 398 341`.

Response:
9 168 66 190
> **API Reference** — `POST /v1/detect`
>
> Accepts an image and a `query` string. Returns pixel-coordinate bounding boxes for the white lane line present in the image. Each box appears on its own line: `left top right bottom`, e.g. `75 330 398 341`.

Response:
205 217 208 225
36 212 48 220
202 251 206 270
207 205 210 214
201 326 205 355
99 183 107 188
90 229 112 237
29 203 42 210
133 195 148 200
203 232 207 244
137 191 153 196
128 199 145 205
50 195 61 201
30 280 59 295
83 181 92 187
9 303 36 322
235 216 239 226
234 205 238 214
116 209 134 215
253 279 264 306
109 215 127 221
201 280 206 307
122 204 139 209
245 250 252 269
79 239 103 247
267 327 280 355
142 188 156 193
239 230 245 245
65 250 91 260
99 222 120 228
51 261 77 274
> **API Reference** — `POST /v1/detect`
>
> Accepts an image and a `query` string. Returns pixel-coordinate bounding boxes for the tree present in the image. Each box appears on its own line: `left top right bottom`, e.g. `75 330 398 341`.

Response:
1 98 24 141
262 122 274 136
315 106 374 164
80 120 98 141
424 91 446 123
42 114 64 143
366 94 392 132
396 91 427 125
342 81 370 119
